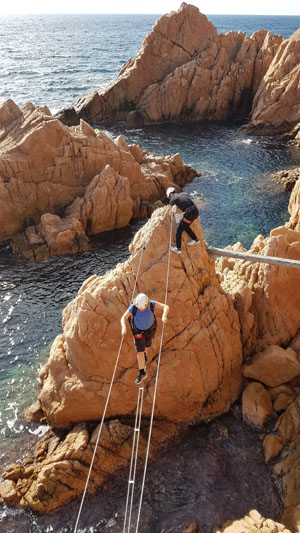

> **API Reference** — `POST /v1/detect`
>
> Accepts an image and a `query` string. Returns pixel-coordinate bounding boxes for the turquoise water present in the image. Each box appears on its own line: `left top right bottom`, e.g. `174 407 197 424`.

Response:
0 13 299 531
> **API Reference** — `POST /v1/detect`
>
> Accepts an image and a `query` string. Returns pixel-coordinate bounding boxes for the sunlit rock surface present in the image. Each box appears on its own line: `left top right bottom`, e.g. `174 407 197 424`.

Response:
57 3 282 129
0 99 197 260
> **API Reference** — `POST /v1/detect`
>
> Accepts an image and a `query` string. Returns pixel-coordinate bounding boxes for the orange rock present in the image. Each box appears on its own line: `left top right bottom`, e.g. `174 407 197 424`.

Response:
242 381 273 429
245 28 300 136
0 100 197 259
263 434 285 463
0 479 20 505
281 505 300 533
242 345 300 387
217 207 300 355
29 207 242 430
57 4 282 128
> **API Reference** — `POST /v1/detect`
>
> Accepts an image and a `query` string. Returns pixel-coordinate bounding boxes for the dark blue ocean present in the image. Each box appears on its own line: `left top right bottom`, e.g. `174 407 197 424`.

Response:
0 13 300 532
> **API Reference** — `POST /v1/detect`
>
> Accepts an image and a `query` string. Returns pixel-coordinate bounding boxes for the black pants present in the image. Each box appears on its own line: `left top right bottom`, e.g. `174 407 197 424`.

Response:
132 322 157 352
176 207 198 249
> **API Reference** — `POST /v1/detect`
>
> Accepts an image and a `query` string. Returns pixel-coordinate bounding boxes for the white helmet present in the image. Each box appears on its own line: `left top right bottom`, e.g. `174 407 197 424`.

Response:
166 187 176 199
135 293 149 309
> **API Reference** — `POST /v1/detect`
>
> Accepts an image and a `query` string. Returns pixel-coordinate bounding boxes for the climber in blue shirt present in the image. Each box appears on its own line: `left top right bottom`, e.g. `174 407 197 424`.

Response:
121 293 169 384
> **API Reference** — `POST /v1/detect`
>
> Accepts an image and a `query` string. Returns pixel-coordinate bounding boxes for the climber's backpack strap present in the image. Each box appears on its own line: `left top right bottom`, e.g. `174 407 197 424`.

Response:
128 302 156 335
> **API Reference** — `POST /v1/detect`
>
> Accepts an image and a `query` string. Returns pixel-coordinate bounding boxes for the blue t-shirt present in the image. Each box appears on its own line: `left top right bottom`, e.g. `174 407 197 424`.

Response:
129 300 156 330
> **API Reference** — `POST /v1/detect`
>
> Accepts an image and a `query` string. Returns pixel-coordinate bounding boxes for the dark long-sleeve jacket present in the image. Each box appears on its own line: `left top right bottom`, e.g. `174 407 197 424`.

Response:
169 192 195 212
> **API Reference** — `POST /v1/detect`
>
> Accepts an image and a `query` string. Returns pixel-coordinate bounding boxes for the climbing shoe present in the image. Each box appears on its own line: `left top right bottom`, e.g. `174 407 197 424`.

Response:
187 239 199 246
170 246 182 254
135 369 147 385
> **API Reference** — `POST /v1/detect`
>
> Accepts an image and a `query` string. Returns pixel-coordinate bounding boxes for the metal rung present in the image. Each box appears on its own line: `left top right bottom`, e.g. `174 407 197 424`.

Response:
129 480 134 484
134 428 139 432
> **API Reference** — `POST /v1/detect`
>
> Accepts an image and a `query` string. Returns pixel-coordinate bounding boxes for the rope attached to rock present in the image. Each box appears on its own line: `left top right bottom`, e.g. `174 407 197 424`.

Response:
134 211 174 532
73 227 150 533
73 336 124 533
123 386 144 533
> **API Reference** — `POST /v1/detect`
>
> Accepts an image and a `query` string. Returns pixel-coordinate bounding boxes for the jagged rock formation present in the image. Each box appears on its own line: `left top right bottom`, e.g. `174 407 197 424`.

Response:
0 99 197 260
243 28 300 136
215 167 300 533
2 202 300 527
216 199 300 355
0 207 243 511
56 3 282 129
34 208 242 428
272 167 300 190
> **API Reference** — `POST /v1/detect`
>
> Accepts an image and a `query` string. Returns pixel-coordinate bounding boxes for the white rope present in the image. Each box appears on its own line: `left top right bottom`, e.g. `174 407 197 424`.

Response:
74 224 150 532
134 211 174 532
73 337 124 533
123 387 144 533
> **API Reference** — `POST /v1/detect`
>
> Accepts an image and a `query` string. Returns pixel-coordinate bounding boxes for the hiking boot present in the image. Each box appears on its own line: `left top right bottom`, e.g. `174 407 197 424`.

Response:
135 369 147 385
170 246 182 254
187 239 199 246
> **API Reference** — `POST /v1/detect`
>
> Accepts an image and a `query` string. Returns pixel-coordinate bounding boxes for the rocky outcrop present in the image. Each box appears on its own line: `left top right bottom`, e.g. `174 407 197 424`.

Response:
35 207 242 428
0 207 243 511
216 179 300 356
286 177 300 232
272 167 300 191
240 333 300 532
213 510 291 533
244 28 300 136
215 173 300 533
56 3 282 128
0 99 197 260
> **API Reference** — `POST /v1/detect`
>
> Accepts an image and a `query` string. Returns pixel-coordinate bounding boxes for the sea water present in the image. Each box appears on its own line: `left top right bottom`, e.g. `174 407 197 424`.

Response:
0 12 300 531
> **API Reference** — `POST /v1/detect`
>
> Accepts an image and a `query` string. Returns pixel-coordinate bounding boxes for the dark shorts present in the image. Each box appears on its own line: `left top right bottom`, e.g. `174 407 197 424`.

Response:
133 324 157 352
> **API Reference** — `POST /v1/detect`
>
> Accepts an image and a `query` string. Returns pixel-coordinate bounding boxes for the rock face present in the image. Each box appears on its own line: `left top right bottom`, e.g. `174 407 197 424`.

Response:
0 99 197 260
0 100 197 260
272 167 300 191
0 208 244 512
57 3 282 128
36 207 242 428
216 179 300 355
242 345 300 387
244 28 300 135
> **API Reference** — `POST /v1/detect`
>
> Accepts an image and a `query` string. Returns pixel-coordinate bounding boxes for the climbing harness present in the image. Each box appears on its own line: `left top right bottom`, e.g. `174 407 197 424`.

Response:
183 204 199 224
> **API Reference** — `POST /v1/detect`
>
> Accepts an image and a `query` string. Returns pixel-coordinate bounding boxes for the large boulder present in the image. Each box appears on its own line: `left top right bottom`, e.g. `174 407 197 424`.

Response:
0 208 243 512
242 345 300 387
33 207 242 428
56 3 282 127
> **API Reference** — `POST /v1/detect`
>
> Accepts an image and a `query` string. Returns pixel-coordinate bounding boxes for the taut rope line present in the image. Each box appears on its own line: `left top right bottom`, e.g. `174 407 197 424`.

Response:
134 212 174 532
123 386 144 533
73 336 124 533
74 229 149 533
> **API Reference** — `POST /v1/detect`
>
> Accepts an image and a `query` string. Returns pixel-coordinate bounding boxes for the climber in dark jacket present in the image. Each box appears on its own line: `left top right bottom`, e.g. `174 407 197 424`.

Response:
166 187 199 254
